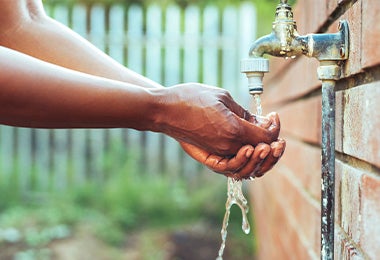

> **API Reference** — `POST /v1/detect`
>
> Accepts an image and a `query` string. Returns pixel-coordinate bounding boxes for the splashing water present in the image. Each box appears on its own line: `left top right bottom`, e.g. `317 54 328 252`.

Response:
217 178 250 260
216 94 263 260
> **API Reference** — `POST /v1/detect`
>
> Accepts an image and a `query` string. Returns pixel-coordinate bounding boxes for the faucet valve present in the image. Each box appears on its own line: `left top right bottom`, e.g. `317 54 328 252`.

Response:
241 57 269 95
274 0 297 55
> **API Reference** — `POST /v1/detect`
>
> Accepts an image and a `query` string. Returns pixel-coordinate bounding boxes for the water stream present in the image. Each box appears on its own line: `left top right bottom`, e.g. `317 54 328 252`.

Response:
216 94 262 260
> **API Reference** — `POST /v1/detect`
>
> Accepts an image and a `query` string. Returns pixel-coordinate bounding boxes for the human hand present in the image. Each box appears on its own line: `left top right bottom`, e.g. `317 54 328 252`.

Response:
180 142 255 175
228 138 286 180
156 83 280 156
180 138 286 180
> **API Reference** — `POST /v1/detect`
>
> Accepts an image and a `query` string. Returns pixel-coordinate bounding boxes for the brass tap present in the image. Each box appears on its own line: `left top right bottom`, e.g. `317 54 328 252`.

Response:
248 0 348 61
241 0 349 95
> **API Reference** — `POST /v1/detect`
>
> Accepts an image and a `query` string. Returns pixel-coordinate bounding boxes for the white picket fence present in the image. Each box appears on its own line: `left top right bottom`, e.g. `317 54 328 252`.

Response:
0 2 256 194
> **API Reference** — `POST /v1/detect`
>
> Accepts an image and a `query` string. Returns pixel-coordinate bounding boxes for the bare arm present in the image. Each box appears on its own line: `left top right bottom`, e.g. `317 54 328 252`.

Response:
0 46 160 129
0 0 160 88
0 0 283 172
1 46 279 156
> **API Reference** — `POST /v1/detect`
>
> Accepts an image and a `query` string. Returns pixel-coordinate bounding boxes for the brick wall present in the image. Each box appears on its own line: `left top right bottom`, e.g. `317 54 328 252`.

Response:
248 0 380 259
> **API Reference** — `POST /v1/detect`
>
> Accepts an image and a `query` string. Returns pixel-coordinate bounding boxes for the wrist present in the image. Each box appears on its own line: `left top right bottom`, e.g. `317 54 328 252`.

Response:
145 87 171 133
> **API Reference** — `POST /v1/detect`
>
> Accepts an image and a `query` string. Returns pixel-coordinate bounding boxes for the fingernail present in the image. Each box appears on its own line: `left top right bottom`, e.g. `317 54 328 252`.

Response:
259 149 270 159
245 147 254 158
273 147 283 157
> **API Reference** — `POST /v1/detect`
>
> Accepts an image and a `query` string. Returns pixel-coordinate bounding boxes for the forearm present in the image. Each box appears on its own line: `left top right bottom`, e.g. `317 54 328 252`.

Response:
0 0 162 89
0 46 163 129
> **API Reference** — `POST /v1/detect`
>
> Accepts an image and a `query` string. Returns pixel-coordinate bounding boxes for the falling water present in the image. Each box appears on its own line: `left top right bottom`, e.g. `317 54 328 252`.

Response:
253 94 262 116
216 94 262 260
216 178 250 260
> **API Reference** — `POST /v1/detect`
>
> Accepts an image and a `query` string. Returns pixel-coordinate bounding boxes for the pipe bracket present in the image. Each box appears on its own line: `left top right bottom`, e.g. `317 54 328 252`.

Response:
310 20 349 61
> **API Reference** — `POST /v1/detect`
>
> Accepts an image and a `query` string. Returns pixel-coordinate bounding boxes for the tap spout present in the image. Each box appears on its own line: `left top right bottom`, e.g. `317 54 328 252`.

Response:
248 1 307 59
248 32 307 58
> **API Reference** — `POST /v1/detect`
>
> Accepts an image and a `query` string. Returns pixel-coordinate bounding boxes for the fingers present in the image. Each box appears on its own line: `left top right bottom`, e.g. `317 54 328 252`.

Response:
182 138 285 179
226 138 286 180
227 143 270 179
205 145 254 174
254 138 286 177
180 141 255 175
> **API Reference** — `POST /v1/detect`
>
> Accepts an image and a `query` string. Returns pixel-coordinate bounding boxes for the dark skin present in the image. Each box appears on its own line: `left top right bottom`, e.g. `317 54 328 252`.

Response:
0 0 285 179
181 114 286 179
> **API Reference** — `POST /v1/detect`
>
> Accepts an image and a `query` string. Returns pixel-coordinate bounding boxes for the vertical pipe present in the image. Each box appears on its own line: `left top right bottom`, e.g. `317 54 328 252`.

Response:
321 80 335 260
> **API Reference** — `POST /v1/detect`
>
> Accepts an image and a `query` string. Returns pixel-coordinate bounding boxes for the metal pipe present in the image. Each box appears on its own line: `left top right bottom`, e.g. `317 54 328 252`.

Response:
321 79 336 260
318 61 340 260
241 1 349 259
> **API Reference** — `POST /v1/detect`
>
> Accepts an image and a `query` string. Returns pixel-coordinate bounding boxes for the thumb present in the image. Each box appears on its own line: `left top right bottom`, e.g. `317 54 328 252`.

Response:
220 93 251 120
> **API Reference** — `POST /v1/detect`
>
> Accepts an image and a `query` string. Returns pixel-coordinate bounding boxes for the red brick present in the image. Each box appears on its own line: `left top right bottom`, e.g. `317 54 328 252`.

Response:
326 0 338 17
280 136 321 200
360 173 380 259
250 180 280 259
279 171 320 255
342 82 380 168
275 96 321 144
264 57 293 84
294 0 327 34
263 56 321 106
362 0 380 68
336 160 363 244
335 0 363 76
250 166 320 258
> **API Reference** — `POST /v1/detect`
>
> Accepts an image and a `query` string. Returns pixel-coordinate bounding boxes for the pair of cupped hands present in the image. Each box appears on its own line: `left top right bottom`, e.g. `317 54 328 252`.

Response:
163 84 286 180
180 113 285 180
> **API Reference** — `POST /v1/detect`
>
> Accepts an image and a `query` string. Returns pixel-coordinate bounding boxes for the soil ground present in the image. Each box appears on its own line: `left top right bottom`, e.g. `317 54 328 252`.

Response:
0 222 254 260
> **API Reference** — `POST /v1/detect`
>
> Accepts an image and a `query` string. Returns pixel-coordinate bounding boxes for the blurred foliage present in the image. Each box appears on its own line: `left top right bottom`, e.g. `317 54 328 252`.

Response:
0 143 253 250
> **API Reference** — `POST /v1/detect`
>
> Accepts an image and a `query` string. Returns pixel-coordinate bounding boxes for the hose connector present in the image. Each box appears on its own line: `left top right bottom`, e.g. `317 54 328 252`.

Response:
241 57 269 95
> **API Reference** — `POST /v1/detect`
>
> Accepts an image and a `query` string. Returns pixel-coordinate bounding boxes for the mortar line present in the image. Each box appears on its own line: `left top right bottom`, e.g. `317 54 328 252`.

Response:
335 152 380 177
